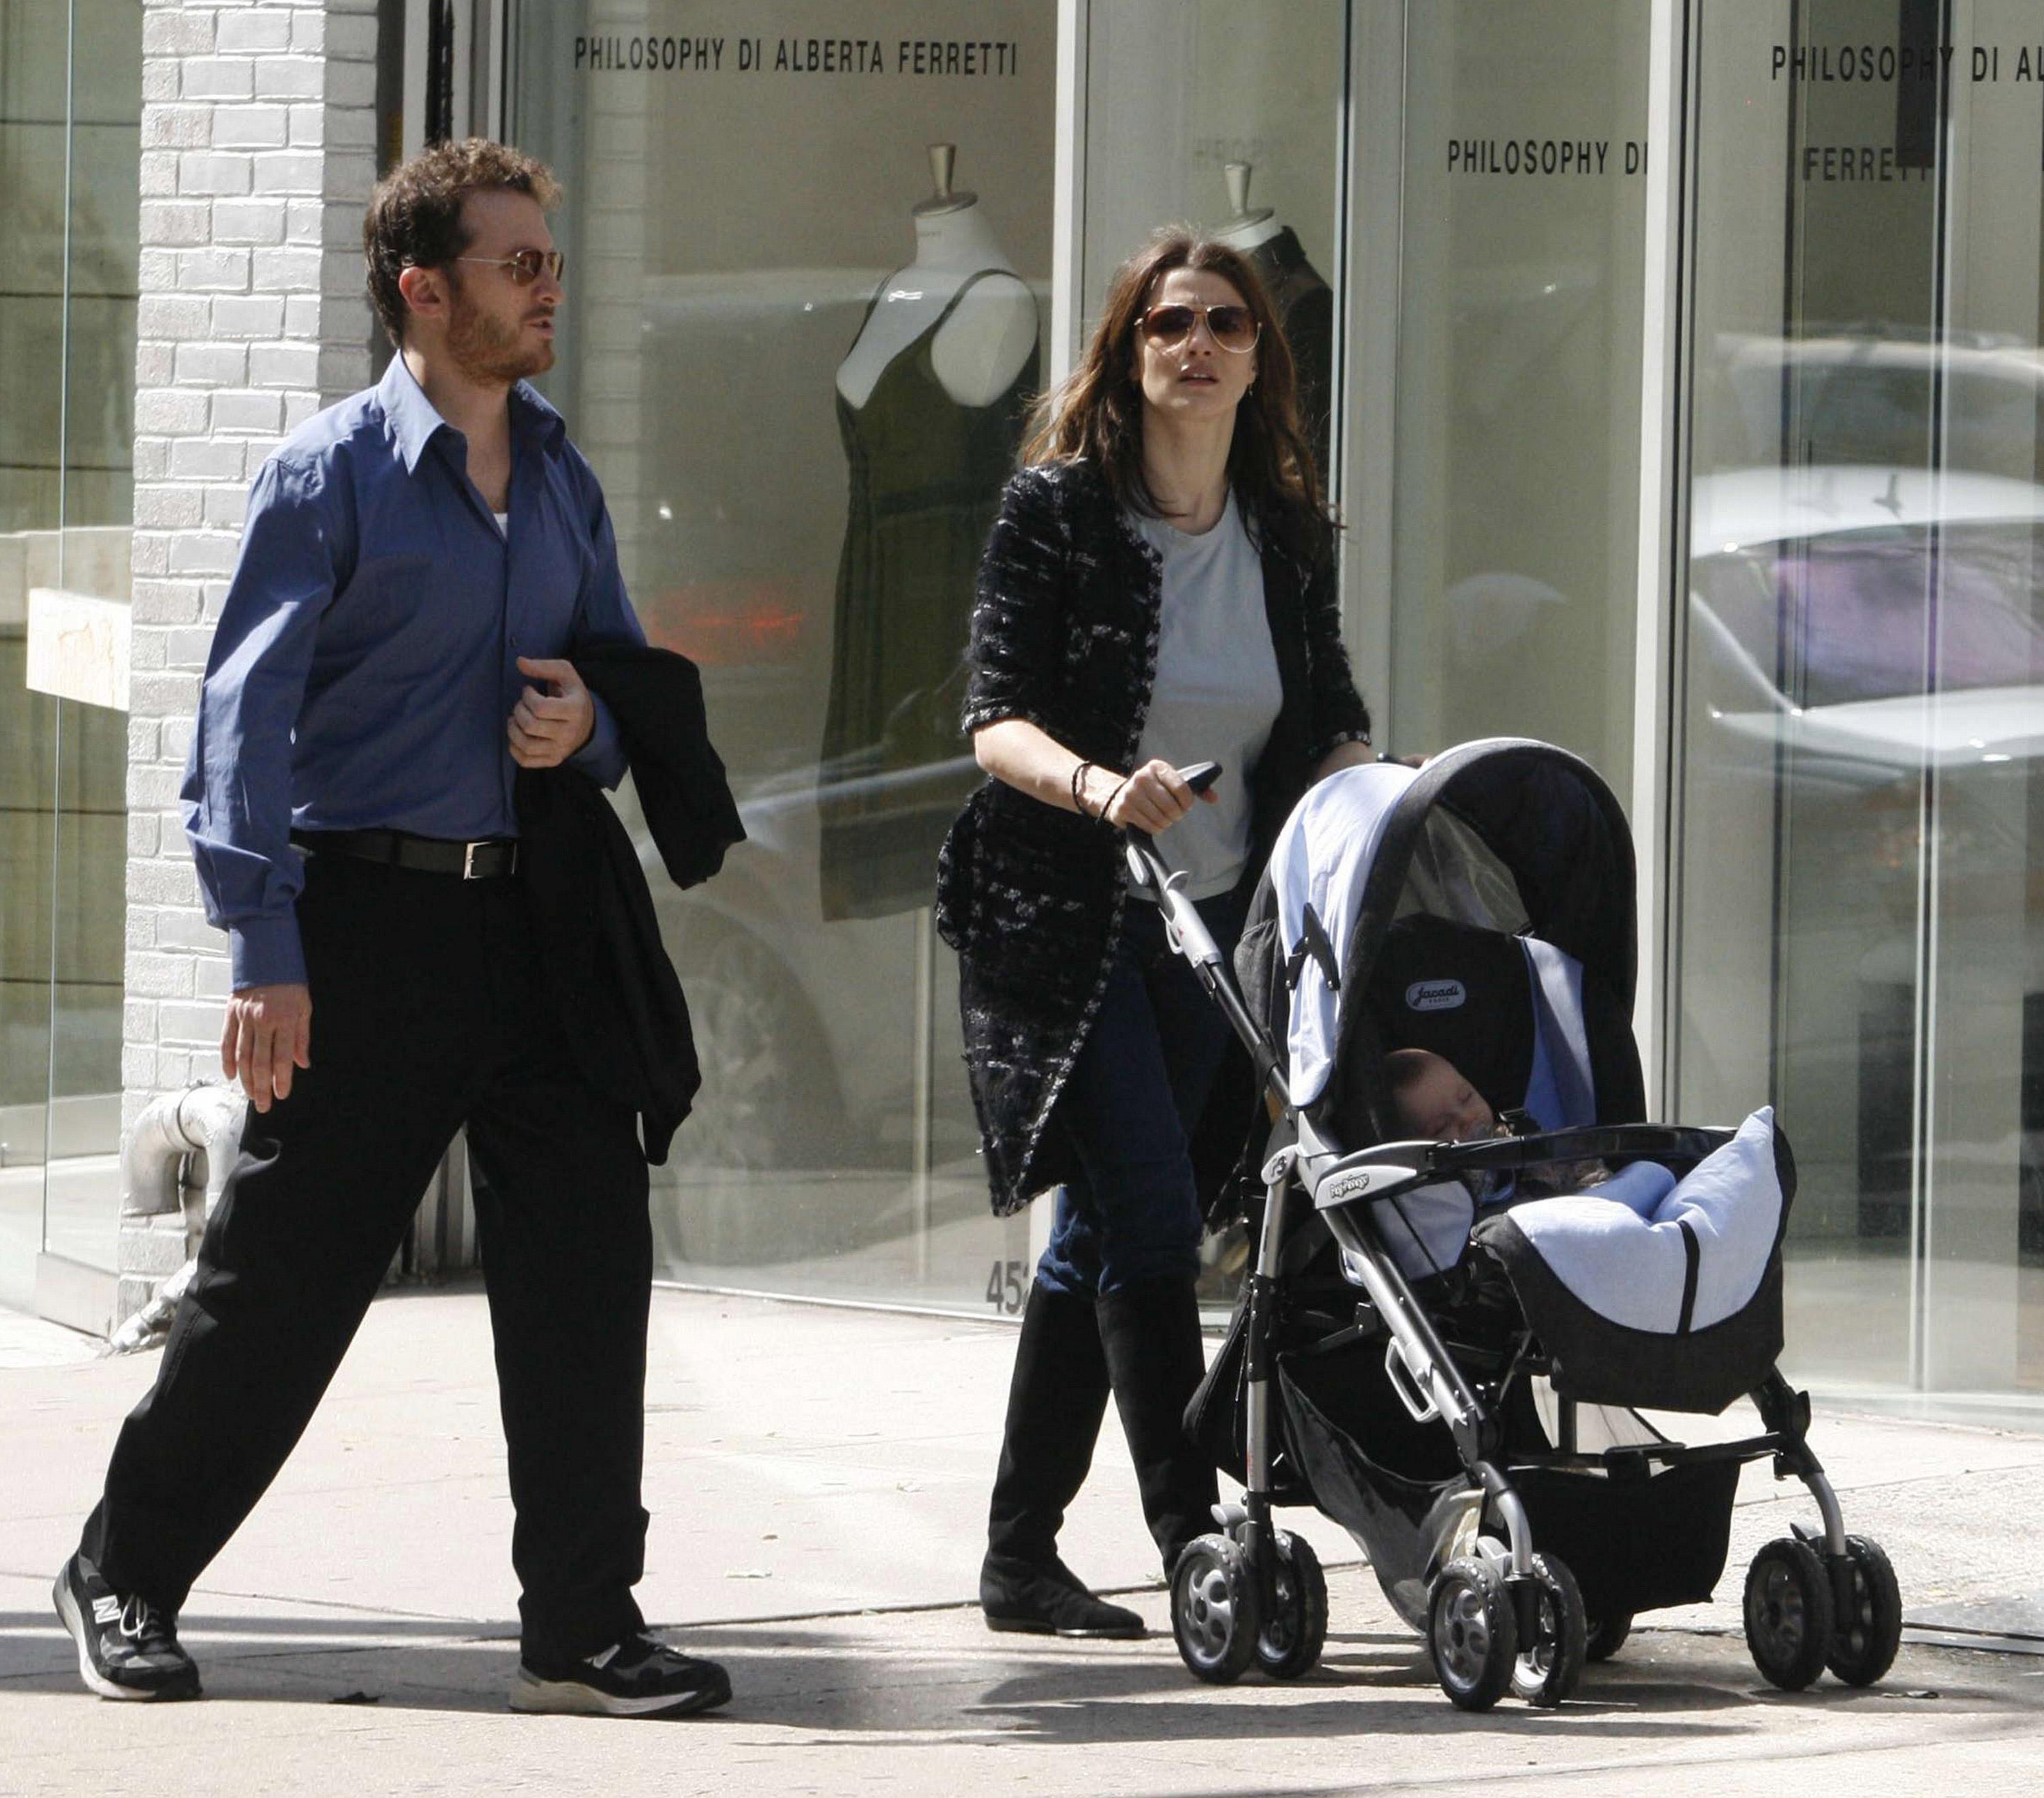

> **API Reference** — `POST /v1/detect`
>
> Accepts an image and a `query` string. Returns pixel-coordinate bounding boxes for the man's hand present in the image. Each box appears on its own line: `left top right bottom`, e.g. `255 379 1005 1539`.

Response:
222 982 312 1112
508 656 595 768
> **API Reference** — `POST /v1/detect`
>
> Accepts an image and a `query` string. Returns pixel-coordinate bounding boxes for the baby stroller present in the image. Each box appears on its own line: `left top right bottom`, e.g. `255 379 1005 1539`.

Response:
1128 740 1901 1710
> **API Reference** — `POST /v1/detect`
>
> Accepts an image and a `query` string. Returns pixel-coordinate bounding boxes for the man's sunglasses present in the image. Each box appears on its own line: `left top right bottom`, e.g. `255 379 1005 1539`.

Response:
1136 302 1260 354
453 248 566 286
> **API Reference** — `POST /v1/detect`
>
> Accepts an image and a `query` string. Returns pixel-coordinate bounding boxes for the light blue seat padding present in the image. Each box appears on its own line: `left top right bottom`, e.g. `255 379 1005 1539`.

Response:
1521 936 1594 1130
1593 1159 1680 1218
1342 1181 1476 1285
1269 762 1419 1108
1494 1109 1782 1333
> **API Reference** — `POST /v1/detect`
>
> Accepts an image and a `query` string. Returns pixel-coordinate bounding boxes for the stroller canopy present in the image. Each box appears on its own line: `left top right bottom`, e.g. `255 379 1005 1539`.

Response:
1244 739 1640 1126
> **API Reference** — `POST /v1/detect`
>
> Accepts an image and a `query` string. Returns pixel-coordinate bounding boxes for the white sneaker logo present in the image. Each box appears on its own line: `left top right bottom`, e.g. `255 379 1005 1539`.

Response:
91 1596 121 1626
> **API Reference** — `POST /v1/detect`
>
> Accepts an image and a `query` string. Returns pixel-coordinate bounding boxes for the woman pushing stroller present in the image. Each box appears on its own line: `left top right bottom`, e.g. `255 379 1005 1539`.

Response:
934 227 1376 1637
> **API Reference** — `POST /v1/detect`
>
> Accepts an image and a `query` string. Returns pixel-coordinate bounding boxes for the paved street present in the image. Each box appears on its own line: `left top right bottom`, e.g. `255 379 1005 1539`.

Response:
1 1288 2040 1795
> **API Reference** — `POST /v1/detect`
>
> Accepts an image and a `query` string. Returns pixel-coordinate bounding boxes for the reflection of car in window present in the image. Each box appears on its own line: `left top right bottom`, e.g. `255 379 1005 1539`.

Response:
619 747 982 1177
1712 330 2044 476
1691 465 2044 782
1686 463 2044 1260
590 272 1025 1237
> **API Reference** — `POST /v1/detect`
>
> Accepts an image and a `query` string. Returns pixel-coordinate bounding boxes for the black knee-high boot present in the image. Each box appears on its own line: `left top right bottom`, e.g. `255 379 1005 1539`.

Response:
981 1282 1145 1637
1096 1276 1219 1577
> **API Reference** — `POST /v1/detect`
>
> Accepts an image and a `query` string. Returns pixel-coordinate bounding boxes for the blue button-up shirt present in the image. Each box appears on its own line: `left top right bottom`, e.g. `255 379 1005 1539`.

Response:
182 354 645 989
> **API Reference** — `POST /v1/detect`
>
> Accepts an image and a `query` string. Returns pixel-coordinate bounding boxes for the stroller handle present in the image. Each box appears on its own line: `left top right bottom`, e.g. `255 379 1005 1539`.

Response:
1423 1122 1737 1177
1121 761 1291 1108
1119 759 1222 903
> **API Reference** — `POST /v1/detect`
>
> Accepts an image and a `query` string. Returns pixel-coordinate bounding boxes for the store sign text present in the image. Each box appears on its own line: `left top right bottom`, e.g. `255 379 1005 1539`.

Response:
572 35 1020 77
1447 138 1647 178
1772 42 2044 84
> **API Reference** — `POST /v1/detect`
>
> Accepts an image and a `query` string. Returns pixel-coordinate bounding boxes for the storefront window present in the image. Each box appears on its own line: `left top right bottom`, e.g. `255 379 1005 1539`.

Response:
1079 0 1350 1301
1384 0 1649 785
0 0 138 1309
1674 0 2043 1402
1082 1 1348 479
510 1 1055 1310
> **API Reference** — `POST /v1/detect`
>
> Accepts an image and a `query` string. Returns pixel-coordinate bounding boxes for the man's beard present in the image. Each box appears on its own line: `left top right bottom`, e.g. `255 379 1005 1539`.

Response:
446 281 553 383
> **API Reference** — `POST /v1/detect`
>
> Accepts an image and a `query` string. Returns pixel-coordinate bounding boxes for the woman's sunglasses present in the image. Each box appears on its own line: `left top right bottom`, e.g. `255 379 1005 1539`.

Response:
453 248 566 286
1136 302 1260 354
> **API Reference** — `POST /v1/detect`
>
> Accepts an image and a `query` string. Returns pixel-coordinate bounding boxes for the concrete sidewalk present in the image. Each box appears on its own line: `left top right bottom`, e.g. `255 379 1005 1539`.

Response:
1 1286 2041 1797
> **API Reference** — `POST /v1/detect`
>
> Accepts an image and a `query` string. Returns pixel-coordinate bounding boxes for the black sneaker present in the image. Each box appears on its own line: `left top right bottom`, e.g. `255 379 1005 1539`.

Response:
509 1631 731 1718
52 1553 201 1701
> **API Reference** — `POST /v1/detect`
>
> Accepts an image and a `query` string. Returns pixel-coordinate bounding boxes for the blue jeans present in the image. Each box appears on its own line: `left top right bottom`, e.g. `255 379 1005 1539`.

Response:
1036 886 1247 1299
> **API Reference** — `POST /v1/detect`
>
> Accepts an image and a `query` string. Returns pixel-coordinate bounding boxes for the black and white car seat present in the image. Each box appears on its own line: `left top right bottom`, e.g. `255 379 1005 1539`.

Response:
1263 761 1793 1413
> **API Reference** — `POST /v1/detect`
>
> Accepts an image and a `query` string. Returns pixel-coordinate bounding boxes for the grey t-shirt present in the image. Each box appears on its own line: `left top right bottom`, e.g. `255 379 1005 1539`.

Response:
1129 492 1283 899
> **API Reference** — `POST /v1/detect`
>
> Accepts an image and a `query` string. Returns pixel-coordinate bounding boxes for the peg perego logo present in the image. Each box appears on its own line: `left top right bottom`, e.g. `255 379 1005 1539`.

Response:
1406 979 1466 1012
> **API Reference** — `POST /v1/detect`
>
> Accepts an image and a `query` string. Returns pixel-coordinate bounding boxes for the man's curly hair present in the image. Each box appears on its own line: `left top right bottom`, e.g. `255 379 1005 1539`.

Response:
362 138 561 346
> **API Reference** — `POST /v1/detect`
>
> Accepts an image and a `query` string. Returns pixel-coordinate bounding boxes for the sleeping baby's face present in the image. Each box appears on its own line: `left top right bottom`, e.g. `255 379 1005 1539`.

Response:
1386 1047 1497 1144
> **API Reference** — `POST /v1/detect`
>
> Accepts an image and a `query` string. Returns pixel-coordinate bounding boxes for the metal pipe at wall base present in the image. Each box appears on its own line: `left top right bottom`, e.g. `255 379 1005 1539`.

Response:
109 1084 247 1354
121 1083 247 1237
108 1085 476 1351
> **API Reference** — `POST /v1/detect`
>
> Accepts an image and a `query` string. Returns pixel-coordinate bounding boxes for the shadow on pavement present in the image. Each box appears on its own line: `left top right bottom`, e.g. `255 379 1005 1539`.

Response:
3 1608 2024 1741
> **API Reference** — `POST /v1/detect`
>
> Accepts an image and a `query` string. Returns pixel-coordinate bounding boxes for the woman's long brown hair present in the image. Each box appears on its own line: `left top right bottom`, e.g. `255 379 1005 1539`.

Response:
1021 226 1331 563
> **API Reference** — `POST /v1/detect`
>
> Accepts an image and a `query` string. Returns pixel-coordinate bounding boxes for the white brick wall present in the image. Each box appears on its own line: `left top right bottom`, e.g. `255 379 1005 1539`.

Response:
122 0 380 1253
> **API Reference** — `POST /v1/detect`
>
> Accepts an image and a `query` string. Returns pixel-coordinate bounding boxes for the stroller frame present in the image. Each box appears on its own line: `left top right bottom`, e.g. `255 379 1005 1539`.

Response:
1124 759 1896 1709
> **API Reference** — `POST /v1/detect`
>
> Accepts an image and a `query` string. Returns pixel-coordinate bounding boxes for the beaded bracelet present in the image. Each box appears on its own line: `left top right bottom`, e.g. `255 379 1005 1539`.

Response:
1069 760 1095 817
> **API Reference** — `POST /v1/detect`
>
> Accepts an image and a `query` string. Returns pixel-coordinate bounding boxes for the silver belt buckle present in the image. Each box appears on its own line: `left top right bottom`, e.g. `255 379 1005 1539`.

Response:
463 840 482 880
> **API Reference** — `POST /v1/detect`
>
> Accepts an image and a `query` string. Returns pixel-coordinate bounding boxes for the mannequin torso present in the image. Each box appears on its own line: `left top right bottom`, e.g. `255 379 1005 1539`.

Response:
835 202 1038 410
1211 211 1284 253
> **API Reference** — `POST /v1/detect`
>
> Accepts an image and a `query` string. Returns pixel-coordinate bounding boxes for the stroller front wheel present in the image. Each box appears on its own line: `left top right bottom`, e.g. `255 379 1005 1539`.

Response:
1171 1534 1260 1684
1429 1557 1519 1711
1824 1534 1902 1688
1510 1553 1587 1706
1743 1536 1836 1690
1254 1530 1329 1680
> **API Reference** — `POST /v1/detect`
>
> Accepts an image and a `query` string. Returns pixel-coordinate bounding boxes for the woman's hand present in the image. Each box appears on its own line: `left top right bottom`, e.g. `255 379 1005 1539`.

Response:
1099 758 1218 833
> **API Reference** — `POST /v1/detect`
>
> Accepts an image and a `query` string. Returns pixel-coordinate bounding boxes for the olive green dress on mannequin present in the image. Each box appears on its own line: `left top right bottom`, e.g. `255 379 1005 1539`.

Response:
819 273 1039 921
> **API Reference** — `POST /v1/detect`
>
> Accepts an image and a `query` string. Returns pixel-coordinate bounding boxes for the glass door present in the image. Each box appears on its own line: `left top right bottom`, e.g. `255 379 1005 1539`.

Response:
1673 0 2044 1404
0 0 138 1314
508 0 1055 1312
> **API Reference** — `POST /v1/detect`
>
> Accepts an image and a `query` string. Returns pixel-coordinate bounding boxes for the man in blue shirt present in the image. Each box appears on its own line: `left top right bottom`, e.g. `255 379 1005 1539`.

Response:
55 140 730 1720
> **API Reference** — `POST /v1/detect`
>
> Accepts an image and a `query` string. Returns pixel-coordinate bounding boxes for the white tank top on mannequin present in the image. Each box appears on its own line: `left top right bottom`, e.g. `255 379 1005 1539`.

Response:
834 201 1038 410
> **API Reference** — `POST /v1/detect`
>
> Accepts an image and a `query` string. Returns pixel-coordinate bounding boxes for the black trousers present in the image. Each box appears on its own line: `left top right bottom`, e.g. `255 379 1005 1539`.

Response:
82 851 654 1662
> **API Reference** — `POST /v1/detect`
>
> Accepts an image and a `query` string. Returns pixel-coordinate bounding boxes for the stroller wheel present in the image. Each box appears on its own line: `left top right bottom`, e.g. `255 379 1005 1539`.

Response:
1824 1534 1902 1688
1254 1530 1328 1681
1583 1610 1632 1662
1428 1557 1518 1711
1743 1536 1836 1690
1171 1534 1260 1684
1510 1553 1587 1706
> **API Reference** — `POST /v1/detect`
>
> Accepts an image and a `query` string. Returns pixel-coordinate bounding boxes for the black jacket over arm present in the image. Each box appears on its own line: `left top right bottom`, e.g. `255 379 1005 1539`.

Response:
935 459 1372 1217
516 642 745 1164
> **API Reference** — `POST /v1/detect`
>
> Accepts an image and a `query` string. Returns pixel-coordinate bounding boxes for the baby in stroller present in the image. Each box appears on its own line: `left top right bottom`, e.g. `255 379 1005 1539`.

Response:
1382 1046 1675 1214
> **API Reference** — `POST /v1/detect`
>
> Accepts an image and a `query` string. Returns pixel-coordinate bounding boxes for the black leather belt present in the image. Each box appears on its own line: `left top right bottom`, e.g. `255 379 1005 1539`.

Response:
292 828 518 880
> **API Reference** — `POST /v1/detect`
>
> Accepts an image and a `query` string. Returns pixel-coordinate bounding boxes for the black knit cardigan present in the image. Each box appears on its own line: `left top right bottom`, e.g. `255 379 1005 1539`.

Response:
934 458 1372 1217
